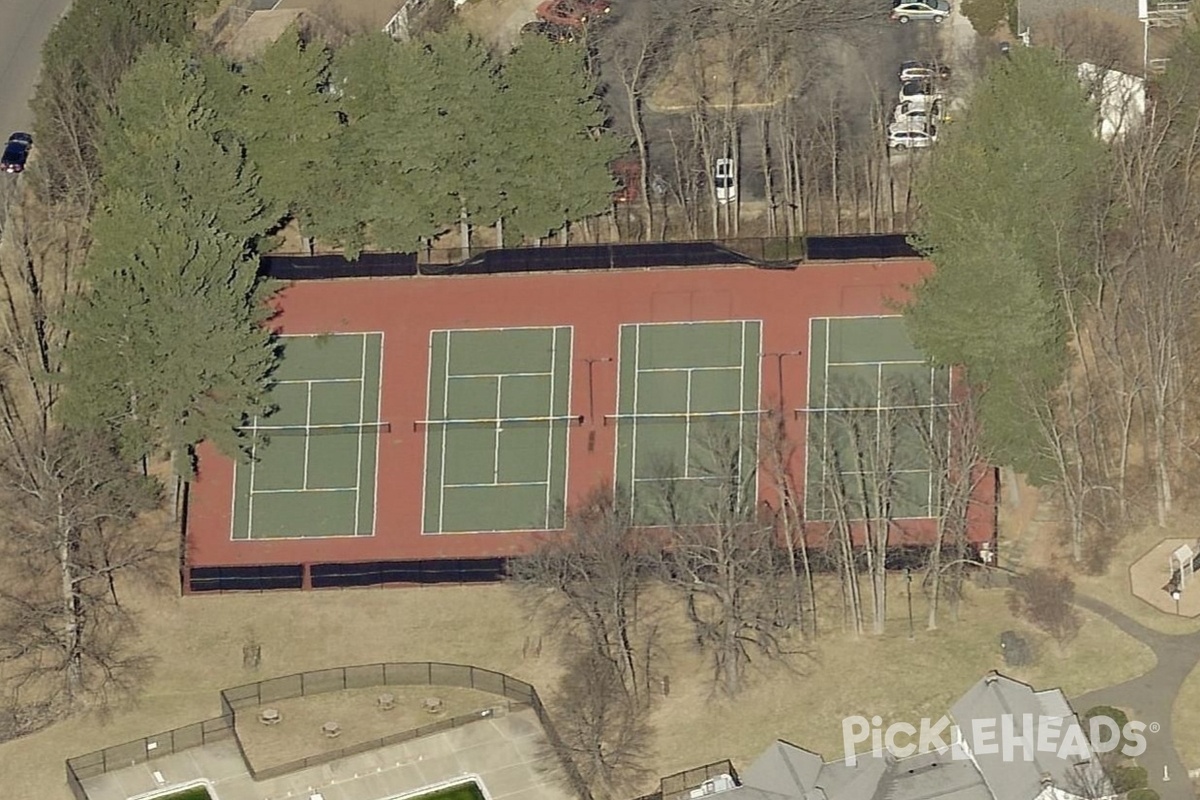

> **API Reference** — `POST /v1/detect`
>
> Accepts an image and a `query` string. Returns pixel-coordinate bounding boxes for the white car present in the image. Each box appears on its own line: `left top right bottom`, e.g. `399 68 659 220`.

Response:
893 98 943 122
899 79 943 104
714 157 737 204
899 60 951 82
888 119 938 149
890 0 951 23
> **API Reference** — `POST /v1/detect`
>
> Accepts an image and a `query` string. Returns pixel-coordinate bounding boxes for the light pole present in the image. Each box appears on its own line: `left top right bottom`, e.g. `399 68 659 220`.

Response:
762 350 804 410
905 568 915 640
1172 588 1181 616
583 357 613 423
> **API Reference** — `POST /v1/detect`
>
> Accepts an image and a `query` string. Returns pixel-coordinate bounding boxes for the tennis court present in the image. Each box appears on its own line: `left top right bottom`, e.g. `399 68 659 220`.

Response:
231 333 384 539
422 327 575 533
804 316 950 520
613 321 762 524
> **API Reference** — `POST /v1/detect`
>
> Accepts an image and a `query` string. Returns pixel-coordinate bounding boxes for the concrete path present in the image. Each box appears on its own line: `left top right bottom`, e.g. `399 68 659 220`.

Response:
1072 594 1200 800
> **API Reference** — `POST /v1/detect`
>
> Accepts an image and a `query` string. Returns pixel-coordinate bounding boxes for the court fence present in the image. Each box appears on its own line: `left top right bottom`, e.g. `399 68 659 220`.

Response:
66 662 592 800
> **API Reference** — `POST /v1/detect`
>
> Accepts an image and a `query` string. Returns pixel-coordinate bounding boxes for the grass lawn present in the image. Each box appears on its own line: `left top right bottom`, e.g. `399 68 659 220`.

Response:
645 574 1155 778
2 573 1154 800
413 782 486 800
1173 662 1200 767
152 786 212 800
1074 511 1200 635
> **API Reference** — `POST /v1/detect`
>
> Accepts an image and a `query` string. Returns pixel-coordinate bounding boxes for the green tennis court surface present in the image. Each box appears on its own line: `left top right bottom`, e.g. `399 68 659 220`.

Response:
423 327 573 533
805 316 949 520
231 333 383 539
615 321 762 524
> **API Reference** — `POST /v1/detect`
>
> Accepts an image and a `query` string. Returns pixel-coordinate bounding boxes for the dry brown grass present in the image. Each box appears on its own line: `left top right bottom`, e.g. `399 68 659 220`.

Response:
1174 662 1200 768
647 37 791 112
0 568 1155 800
1074 506 1200 636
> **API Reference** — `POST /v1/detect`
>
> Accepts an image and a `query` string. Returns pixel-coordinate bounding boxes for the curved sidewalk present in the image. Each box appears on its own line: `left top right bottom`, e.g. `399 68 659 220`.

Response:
1071 595 1200 800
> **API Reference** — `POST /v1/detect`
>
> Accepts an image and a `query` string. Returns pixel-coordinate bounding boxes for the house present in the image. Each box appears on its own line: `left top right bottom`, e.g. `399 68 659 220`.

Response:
672 673 1111 800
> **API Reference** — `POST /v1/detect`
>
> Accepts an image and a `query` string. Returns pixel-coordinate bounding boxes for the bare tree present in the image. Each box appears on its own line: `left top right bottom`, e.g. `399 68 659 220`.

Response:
508 487 659 704
760 409 817 637
594 6 675 239
552 648 653 800
651 421 803 695
0 427 168 718
814 382 905 635
907 380 987 628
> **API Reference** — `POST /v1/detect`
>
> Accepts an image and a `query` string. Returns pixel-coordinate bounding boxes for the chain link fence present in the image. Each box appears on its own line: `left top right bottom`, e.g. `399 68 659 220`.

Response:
67 662 591 800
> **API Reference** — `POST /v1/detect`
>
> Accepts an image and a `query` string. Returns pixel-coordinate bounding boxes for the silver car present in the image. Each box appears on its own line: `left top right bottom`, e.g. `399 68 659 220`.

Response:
888 119 938 149
890 0 951 23
893 98 943 122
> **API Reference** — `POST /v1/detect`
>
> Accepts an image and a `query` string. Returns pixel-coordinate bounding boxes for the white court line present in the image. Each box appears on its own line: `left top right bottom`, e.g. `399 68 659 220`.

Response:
821 319 831 518
419 330 437 536
630 325 643 510
631 474 723 484
439 332 452 533
638 365 742 374
492 376 504 482
250 486 359 495
826 359 928 367
245 414 261 540
558 326 574 530
444 480 550 489
302 382 313 490
543 328 558 528
683 369 694 478
353 332 367 534
273 377 362 385
370 332 385 536
449 370 553 379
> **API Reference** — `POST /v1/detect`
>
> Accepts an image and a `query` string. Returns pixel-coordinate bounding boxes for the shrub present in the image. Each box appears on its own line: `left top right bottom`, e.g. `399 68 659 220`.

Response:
1127 789 1159 800
1111 764 1148 793
1083 705 1131 749
961 0 1007 34
1007 568 1081 645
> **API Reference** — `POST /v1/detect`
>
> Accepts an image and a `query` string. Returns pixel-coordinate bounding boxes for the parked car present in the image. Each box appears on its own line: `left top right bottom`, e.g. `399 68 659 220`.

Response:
714 157 736 204
893 97 943 122
899 60 951 82
535 0 610 29
887 119 938 149
520 19 576 42
0 132 32 174
890 0 951 23
899 79 942 104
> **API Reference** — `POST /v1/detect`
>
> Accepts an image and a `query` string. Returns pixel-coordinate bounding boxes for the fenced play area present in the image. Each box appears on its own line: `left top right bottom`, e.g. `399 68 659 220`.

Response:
231 333 384 539
803 315 951 520
421 327 575 533
611 321 763 523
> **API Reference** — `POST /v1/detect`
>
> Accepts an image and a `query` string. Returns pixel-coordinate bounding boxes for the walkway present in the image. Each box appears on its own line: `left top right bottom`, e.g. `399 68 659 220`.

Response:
1072 595 1200 800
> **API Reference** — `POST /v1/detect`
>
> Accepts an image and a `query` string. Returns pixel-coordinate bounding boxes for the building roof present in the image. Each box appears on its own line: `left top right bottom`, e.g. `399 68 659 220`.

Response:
722 674 1097 800
872 746 993 800
950 673 1091 800
741 741 826 800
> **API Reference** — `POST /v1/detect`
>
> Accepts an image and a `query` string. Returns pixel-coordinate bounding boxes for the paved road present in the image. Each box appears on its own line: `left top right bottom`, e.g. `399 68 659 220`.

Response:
1072 595 1200 800
0 0 74 137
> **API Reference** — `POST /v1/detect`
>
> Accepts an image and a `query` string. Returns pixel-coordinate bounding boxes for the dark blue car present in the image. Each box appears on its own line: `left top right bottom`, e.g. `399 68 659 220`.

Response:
1 132 33 174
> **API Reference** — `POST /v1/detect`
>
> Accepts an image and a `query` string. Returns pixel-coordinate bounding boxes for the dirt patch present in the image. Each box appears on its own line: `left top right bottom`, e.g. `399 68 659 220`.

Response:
236 685 502 773
456 0 544 51
647 37 791 112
